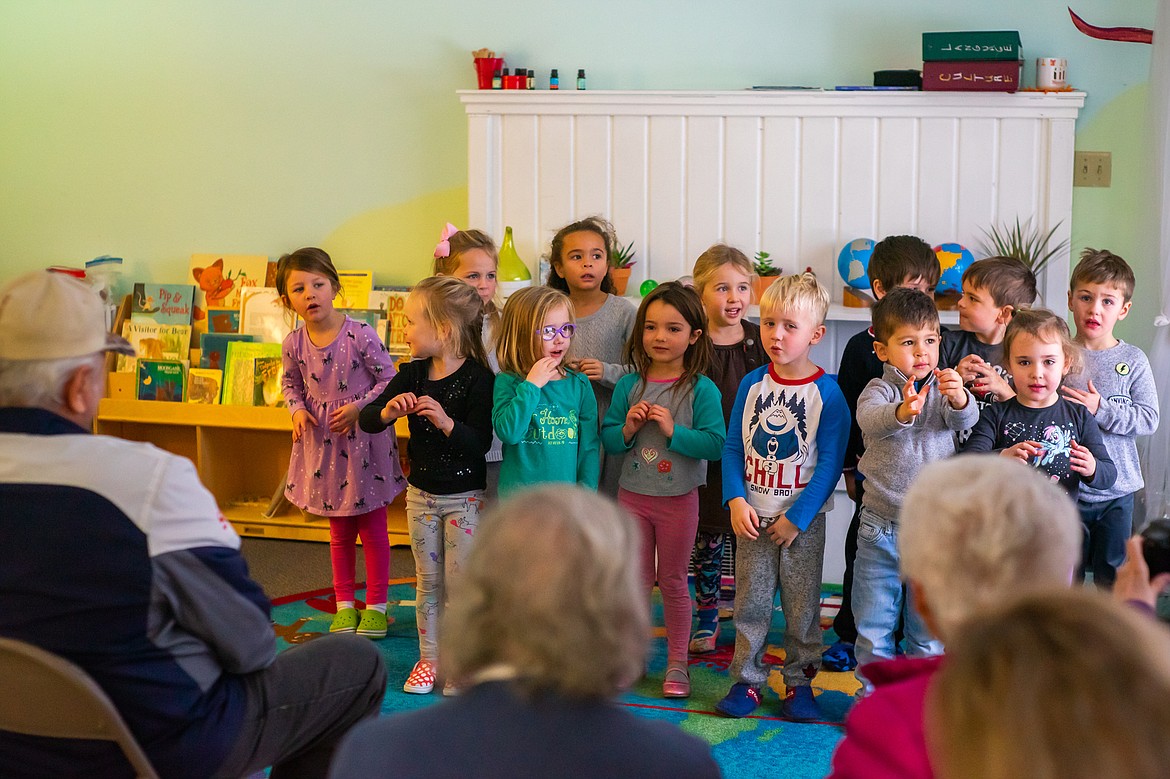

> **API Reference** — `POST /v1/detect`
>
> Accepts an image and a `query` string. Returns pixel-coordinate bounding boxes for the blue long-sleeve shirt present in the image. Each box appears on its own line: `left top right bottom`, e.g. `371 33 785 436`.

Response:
722 364 849 530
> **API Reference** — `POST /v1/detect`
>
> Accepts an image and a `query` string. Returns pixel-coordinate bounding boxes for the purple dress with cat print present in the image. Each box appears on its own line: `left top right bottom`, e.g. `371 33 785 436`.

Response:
281 316 405 516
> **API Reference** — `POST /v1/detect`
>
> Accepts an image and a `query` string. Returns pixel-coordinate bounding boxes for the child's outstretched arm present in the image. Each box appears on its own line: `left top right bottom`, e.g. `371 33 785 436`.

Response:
961 403 1002 453
352 321 398 408
358 365 411 434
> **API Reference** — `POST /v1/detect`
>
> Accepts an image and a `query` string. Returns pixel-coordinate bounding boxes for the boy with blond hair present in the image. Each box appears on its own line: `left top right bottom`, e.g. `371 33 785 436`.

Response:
829 234 941 672
852 288 978 685
717 272 849 721
1062 248 1159 586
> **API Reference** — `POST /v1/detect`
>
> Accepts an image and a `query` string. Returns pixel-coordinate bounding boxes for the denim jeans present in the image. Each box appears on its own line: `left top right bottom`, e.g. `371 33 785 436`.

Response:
1078 492 1134 588
851 507 942 684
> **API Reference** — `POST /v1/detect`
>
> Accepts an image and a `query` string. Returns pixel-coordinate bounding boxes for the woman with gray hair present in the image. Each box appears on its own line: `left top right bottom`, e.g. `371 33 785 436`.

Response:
330 485 720 779
829 454 1082 779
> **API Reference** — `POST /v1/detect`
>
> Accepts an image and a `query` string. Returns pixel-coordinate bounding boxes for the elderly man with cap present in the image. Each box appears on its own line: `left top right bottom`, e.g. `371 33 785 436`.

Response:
0 271 387 779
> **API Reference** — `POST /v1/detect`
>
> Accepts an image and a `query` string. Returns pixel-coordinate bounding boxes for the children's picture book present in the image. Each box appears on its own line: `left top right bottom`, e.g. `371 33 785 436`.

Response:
116 322 193 373
199 332 255 371
206 307 241 334
241 286 296 344
222 341 282 406
137 360 186 402
334 270 374 310
369 286 411 356
253 356 286 408
131 283 196 326
186 368 223 404
189 254 270 329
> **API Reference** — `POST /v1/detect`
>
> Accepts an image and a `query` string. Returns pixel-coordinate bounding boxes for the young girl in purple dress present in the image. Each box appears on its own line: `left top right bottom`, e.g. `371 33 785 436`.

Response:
277 247 405 638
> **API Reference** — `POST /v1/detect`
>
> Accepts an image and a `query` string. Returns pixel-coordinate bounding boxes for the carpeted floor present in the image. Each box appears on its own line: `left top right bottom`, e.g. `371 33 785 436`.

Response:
269 577 855 779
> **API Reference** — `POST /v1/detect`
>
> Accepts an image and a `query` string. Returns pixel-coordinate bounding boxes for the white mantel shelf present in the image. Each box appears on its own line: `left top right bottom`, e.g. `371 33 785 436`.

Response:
459 89 1085 119
460 88 1084 312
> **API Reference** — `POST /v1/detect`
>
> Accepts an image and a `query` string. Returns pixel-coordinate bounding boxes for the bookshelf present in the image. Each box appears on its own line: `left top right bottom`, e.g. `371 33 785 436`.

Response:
94 398 410 545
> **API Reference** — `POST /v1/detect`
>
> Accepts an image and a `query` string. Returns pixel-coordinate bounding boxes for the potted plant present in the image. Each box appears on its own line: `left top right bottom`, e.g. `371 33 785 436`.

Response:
752 250 781 301
609 240 637 296
978 217 1068 275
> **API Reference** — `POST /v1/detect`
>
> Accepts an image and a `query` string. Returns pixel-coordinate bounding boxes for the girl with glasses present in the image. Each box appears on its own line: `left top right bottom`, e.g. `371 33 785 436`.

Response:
492 286 600 498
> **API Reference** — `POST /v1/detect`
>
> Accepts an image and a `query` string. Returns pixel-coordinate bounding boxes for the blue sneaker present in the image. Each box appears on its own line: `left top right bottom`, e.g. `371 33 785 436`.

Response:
715 683 761 718
782 685 822 722
821 640 857 672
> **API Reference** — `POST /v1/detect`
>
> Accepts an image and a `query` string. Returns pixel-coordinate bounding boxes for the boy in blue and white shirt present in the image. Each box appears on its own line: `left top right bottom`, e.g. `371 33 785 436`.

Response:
717 272 849 722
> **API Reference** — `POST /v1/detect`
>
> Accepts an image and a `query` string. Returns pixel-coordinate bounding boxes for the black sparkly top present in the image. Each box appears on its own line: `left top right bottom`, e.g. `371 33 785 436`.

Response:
359 358 495 494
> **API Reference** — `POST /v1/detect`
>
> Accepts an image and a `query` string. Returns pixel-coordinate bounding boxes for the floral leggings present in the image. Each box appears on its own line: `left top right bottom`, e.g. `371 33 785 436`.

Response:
692 530 736 611
405 486 484 661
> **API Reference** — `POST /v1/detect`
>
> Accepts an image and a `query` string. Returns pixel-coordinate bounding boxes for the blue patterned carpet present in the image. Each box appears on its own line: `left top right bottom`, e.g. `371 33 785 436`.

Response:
272 580 857 779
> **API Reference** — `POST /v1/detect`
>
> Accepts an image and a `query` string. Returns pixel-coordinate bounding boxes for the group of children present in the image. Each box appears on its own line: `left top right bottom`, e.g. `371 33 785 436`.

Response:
270 218 1159 722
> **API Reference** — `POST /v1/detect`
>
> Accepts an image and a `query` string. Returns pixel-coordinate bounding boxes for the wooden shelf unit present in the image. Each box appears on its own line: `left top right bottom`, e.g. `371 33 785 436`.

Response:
94 398 409 545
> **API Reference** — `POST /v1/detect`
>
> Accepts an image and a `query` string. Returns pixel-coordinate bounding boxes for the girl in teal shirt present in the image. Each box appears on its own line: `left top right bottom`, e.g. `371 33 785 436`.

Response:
493 286 600 497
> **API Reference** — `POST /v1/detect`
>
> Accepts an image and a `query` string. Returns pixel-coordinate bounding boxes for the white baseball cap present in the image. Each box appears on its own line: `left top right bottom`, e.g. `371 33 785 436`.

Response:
0 271 135 361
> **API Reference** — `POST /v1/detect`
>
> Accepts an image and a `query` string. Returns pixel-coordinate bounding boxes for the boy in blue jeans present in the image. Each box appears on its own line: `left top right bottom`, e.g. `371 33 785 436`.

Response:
1063 248 1159 586
828 234 940 672
717 272 849 721
853 288 978 686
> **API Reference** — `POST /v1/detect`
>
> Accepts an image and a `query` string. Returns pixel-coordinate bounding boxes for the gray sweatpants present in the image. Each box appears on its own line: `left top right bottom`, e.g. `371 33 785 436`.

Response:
729 512 826 689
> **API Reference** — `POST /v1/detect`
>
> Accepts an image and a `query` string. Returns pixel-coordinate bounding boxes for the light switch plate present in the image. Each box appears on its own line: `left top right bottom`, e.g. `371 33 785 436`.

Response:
1074 151 1112 187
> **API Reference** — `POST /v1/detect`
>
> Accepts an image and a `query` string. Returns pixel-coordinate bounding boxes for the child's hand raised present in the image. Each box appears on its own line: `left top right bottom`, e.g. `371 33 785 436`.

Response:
970 363 1014 400
623 401 651 444
569 358 604 381
1069 440 1097 478
729 497 760 540
646 404 675 438
380 392 417 424
935 368 969 409
291 408 318 443
328 403 360 434
896 374 929 423
412 395 454 435
1062 380 1102 415
1001 440 1043 464
526 357 563 388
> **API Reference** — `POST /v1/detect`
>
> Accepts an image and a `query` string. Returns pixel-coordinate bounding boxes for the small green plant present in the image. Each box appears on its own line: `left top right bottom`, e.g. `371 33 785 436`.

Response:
754 250 780 277
978 217 1068 275
610 240 637 269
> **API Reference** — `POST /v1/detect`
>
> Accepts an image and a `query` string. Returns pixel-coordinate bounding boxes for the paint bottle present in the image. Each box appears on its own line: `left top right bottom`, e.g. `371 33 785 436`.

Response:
577 69 586 90
527 69 535 90
550 69 559 90
492 69 502 89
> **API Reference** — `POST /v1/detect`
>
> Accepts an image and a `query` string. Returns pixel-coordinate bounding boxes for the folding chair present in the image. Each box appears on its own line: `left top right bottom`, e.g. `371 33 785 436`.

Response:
0 637 159 778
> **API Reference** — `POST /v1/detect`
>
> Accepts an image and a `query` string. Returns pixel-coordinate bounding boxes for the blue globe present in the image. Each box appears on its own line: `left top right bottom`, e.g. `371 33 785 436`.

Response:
837 239 876 291
934 243 976 294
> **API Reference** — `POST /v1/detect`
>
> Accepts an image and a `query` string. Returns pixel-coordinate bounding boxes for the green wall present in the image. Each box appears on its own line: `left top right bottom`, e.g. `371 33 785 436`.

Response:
0 1 1156 341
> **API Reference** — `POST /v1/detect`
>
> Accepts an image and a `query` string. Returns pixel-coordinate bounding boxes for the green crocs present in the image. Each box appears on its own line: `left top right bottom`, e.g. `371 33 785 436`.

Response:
330 607 359 633
355 609 388 639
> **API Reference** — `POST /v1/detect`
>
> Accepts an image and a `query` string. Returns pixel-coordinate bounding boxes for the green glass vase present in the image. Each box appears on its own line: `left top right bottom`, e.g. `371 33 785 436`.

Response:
498 226 531 281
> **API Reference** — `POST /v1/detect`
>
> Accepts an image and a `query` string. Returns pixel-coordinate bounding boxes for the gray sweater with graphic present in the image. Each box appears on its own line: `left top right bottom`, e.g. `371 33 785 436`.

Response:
1063 341 1159 501
857 363 979 520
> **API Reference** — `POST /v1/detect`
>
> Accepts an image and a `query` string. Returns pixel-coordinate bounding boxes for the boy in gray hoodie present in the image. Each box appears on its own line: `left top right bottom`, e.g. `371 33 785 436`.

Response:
852 288 978 686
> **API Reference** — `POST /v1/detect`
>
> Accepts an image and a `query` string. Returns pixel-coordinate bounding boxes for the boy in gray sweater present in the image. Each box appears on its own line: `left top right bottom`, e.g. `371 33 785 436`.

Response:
1063 249 1160 586
852 288 978 685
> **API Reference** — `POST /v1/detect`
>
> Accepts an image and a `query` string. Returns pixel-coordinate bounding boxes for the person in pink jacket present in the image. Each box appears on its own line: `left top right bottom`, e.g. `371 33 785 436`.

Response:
828 454 1081 779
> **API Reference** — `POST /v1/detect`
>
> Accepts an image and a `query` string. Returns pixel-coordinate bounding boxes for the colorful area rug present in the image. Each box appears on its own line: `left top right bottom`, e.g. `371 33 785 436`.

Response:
272 580 857 779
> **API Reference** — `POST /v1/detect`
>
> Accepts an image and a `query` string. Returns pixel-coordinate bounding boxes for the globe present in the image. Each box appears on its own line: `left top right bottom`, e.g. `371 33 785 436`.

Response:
934 243 976 294
837 239 876 290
